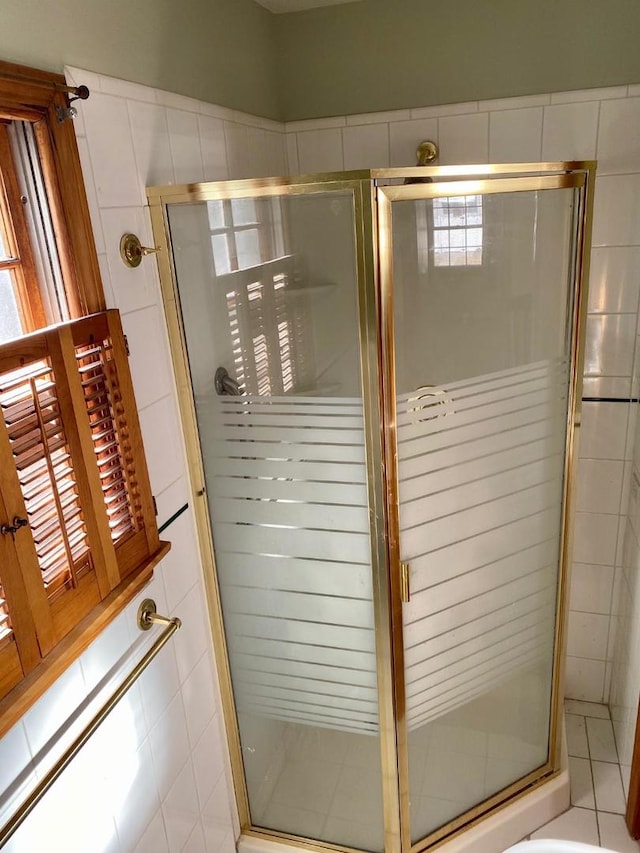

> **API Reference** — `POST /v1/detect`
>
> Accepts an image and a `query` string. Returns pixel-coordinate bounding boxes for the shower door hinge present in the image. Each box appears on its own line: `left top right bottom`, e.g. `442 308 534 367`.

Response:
400 561 411 603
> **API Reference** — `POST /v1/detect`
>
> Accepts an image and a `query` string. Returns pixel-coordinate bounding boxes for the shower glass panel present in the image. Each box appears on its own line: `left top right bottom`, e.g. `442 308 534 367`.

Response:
166 190 385 852
150 163 593 853
384 185 577 843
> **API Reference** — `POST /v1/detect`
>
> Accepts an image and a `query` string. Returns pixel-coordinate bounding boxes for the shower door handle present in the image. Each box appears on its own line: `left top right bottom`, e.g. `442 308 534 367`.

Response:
400 561 411 603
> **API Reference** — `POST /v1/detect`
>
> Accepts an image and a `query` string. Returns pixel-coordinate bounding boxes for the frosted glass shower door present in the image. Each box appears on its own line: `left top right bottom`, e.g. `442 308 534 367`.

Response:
166 188 386 852
379 176 583 844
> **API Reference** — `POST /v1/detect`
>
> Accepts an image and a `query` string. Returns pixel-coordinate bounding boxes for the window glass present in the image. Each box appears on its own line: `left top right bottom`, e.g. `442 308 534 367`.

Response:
0 269 22 341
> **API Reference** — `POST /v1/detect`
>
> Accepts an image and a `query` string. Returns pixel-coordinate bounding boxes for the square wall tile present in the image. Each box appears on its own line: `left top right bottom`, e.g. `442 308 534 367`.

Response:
128 101 174 189
598 97 640 175
584 314 636 379
121 306 174 410
0 722 37 825
133 809 170 853
582 375 632 400
541 101 599 161
224 122 251 178
23 662 87 759
79 610 131 691
97 74 154 104
139 394 186 498
489 107 543 163
172 584 212 684
567 611 610 660
573 511 619 565
296 128 344 173
138 638 181 733
286 133 299 173
438 113 489 164
569 563 615 614
184 823 207 853
82 92 143 208
149 693 191 801
261 129 287 176
100 207 161 315
74 136 105 255
565 656 606 702
192 714 227 811
389 118 438 166
160 509 202 612
161 760 200 852
167 109 204 184
112 739 161 851
198 115 228 181
576 458 625 514
182 653 218 751
592 175 640 247
343 123 389 169
579 402 629 460
154 476 190 532
588 247 640 314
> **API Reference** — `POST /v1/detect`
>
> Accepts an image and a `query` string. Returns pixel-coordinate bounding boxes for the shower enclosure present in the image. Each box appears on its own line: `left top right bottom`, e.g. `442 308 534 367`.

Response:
147 162 594 853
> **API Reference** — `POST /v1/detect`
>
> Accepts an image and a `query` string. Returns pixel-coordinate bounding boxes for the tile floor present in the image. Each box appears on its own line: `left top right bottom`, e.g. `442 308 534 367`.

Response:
528 699 639 851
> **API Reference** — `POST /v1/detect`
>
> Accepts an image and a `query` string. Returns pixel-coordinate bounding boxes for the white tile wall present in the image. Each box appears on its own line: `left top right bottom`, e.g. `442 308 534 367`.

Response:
282 85 640 706
0 66 288 853
3 66 640 852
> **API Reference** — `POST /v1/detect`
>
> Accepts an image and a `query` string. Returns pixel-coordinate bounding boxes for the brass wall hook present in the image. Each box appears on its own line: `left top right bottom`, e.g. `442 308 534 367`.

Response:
120 233 160 268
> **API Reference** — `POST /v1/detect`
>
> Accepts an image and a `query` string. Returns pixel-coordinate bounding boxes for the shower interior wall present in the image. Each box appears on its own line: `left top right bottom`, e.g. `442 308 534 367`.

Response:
1 64 640 851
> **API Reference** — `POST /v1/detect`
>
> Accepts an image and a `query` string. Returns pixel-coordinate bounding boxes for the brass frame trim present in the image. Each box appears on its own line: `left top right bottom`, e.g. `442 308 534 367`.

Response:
377 162 594 852
144 162 596 203
148 193 252 827
379 172 585 203
147 160 595 853
148 177 398 848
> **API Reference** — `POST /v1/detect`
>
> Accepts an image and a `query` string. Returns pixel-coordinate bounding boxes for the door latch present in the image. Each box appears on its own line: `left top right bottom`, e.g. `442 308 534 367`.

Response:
400 561 411 603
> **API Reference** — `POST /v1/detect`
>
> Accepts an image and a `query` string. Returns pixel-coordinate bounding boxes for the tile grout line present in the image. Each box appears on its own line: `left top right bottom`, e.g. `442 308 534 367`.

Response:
583 712 603 844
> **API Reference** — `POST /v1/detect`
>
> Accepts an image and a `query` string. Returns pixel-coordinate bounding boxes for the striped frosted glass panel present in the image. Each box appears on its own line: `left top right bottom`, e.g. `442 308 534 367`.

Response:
200 393 378 734
398 358 567 728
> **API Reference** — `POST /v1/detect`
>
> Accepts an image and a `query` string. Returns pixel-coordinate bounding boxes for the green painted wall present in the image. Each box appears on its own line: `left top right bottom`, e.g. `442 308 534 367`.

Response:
3 0 640 123
275 0 640 120
0 0 280 119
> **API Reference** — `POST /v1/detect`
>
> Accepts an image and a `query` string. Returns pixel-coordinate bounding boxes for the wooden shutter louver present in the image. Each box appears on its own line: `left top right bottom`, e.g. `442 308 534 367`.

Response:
0 359 92 604
0 310 168 728
75 339 139 543
70 312 158 580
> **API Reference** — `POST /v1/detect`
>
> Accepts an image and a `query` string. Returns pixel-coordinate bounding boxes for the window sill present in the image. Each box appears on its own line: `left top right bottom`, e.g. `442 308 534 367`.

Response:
0 539 170 738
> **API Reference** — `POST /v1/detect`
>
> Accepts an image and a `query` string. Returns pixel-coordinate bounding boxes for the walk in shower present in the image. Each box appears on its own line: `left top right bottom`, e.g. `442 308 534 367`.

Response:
147 162 594 853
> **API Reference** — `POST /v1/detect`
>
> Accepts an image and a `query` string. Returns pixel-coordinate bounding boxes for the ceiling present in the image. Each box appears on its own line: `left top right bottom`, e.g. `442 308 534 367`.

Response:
255 0 362 13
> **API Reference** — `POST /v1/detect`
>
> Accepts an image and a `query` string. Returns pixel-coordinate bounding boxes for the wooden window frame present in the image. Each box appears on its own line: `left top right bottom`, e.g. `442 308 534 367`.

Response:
0 61 168 737
0 58 105 322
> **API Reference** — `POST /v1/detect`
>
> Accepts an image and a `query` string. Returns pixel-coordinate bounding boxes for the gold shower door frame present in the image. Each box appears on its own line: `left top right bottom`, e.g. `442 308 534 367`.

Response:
147 161 595 853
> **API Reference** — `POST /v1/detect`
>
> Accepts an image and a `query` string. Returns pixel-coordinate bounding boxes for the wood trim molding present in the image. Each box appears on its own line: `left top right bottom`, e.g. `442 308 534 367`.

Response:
0 59 106 318
626 701 640 837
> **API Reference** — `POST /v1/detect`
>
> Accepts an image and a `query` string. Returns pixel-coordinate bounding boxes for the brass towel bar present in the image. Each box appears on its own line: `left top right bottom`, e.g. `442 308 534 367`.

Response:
0 599 181 848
